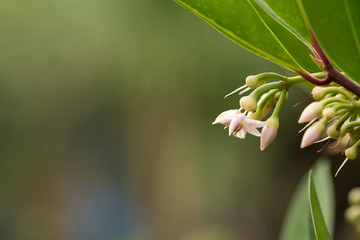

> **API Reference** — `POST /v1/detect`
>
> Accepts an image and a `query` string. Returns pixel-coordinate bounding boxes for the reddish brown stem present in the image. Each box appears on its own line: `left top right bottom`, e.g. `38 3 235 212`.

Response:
299 31 360 97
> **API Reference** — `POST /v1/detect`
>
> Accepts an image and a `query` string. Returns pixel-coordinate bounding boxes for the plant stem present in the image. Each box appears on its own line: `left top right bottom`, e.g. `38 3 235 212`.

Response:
327 67 360 97
308 31 360 97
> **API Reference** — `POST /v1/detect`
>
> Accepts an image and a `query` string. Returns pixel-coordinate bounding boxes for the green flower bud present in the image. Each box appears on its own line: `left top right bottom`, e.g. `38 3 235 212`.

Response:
245 75 261 89
312 87 326 100
345 144 359 159
322 108 335 120
240 96 257 112
327 123 340 139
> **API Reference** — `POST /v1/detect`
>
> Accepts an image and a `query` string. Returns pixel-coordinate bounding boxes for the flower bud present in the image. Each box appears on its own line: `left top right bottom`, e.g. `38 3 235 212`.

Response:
345 144 359 159
260 117 279 151
349 188 360 205
312 87 326 100
327 123 340 139
335 93 347 99
240 96 257 112
245 75 261 89
300 119 326 148
298 102 323 123
322 108 335 120
345 205 360 224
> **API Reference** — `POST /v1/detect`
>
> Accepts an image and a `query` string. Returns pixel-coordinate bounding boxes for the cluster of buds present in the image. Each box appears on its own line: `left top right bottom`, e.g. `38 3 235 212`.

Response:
345 188 360 234
213 72 360 174
213 72 309 151
298 84 360 175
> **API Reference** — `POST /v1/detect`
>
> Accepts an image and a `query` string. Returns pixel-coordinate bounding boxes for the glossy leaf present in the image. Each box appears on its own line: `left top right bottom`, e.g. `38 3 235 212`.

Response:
311 158 335 235
263 0 311 43
298 0 360 83
279 172 312 240
249 0 318 72
308 170 331 240
173 0 302 71
279 159 334 240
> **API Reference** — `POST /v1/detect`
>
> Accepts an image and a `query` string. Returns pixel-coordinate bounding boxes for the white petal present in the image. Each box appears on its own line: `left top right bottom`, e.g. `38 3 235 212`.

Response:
213 110 238 124
244 118 266 128
229 118 240 135
213 116 234 125
245 126 261 137
236 128 247 139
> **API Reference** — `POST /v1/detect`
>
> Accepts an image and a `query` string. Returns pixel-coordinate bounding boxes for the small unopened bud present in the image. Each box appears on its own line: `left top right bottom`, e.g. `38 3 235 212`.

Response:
260 117 279 151
300 119 326 148
345 205 360 224
335 93 346 99
322 108 335 120
345 144 359 159
349 188 360 205
246 75 261 89
298 102 323 123
327 123 340 139
240 96 257 112
312 87 326 100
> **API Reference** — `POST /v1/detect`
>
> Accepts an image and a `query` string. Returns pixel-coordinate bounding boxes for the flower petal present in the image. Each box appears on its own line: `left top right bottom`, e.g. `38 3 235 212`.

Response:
245 126 261 137
212 109 238 125
244 118 266 128
229 118 240 136
236 128 247 139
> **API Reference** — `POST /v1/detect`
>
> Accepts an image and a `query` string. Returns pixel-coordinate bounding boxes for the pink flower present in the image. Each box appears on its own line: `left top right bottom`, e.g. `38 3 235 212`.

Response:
300 120 326 148
213 109 266 139
298 102 322 123
260 117 279 151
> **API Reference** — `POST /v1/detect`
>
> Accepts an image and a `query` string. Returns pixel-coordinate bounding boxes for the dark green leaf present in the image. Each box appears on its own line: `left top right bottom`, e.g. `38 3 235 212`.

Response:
174 0 302 71
298 0 360 83
249 0 319 72
312 159 335 235
308 170 331 240
263 0 311 43
279 158 334 240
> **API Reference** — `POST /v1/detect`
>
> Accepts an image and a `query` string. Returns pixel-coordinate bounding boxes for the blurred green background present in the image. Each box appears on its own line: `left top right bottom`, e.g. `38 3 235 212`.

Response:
0 0 359 239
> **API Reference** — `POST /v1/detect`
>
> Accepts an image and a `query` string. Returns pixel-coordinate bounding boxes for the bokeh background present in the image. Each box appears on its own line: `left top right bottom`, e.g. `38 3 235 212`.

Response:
0 0 359 239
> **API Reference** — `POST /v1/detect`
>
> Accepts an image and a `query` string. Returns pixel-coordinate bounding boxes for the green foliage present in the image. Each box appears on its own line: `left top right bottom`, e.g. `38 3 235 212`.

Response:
298 0 360 82
279 159 334 240
173 0 305 71
308 170 331 240
174 0 360 83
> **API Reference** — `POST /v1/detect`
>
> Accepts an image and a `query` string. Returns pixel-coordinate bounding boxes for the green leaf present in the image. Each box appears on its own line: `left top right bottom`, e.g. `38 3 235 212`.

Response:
262 0 311 43
308 170 331 240
298 0 360 83
311 159 335 235
279 158 334 240
249 0 319 72
279 171 313 240
173 0 302 71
